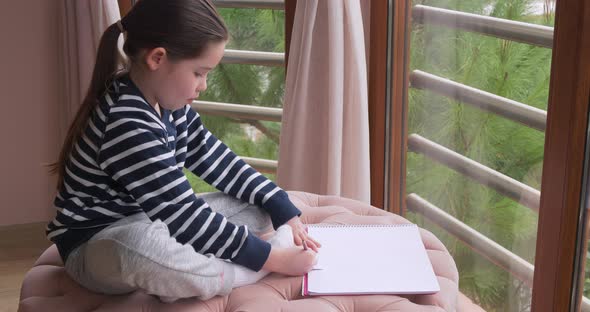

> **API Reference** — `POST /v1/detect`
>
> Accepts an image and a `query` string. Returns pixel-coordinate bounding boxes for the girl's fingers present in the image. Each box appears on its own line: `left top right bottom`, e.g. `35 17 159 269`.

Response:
293 232 303 245
299 232 321 251
293 226 322 251
300 236 318 252
303 234 321 248
305 239 319 252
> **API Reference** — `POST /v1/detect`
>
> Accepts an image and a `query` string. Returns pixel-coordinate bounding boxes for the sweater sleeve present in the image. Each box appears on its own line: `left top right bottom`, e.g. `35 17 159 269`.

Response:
97 103 270 271
183 106 301 229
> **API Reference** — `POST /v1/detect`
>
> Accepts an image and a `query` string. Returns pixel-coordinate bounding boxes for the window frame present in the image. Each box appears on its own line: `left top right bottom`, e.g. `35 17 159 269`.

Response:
357 0 590 310
530 0 590 310
117 0 134 17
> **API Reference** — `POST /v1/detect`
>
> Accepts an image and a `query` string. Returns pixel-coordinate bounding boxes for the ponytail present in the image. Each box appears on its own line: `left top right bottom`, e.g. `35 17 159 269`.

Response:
50 0 228 192
50 22 123 191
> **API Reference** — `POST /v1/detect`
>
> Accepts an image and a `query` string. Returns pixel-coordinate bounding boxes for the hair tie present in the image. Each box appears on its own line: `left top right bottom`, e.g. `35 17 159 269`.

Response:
116 20 125 33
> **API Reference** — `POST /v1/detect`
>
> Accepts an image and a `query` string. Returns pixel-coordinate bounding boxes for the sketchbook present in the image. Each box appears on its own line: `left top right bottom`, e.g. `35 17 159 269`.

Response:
302 223 440 296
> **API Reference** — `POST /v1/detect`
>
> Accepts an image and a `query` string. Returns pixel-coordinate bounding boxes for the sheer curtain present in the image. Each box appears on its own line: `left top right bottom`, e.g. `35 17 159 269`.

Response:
57 0 120 140
277 0 371 203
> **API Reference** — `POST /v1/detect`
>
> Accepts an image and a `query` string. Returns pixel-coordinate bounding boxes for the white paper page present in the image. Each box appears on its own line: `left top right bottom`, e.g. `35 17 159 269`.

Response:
307 224 439 295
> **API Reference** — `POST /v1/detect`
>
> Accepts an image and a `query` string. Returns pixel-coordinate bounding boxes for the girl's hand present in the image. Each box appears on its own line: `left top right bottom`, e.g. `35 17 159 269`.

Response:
286 216 321 252
263 246 317 276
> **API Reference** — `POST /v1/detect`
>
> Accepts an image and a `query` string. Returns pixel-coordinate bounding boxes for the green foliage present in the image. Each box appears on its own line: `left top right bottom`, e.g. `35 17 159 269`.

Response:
220 8 285 52
407 0 554 310
223 123 279 159
184 168 216 193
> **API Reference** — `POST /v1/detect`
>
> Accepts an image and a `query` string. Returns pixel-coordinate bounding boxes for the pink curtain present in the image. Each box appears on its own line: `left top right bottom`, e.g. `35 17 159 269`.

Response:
277 0 371 203
58 0 120 140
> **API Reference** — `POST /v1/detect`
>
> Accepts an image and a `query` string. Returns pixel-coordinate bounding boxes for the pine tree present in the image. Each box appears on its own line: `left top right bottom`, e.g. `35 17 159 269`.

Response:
408 0 553 310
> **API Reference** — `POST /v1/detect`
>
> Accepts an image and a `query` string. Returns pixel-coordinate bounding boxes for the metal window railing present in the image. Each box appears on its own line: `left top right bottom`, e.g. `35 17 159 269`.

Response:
192 101 282 122
241 156 278 173
407 134 541 212
212 0 284 10
407 193 590 311
222 49 285 67
408 5 549 241
412 5 554 48
406 193 535 286
410 5 590 311
410 70 547 132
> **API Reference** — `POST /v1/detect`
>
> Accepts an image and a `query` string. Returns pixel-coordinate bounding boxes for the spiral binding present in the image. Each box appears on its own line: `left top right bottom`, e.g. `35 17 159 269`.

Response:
308 223 416 228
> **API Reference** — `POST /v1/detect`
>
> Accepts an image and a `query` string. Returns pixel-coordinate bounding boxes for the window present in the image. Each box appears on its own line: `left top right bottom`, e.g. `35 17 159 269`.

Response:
369 0 590 310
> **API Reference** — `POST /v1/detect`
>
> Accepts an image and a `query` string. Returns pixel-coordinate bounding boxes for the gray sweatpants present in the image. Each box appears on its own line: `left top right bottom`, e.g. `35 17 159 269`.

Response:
64 192 273 301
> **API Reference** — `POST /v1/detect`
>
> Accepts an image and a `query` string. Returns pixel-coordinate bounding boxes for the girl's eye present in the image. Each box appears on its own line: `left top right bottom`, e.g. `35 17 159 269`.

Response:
194 72 203 77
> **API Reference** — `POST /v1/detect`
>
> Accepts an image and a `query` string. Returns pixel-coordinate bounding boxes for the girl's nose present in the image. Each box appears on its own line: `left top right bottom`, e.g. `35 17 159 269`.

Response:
197 78 207 92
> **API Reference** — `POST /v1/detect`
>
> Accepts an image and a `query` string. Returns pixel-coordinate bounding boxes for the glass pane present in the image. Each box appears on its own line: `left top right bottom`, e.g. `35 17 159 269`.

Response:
198 63 284 162
404 0 555 311
220 8 286 53
186 8 285 192
421 0 556 26
574 107 590 309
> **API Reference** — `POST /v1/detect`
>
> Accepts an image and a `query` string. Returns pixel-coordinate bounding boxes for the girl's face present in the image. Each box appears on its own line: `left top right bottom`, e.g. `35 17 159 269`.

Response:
154 41 226 111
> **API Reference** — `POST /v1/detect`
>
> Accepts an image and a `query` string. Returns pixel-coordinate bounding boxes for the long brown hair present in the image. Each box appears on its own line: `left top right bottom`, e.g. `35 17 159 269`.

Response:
50 0 228 191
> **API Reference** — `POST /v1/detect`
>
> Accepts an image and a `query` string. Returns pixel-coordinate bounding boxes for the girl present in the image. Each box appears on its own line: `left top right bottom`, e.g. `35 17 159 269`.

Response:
47 0 319 302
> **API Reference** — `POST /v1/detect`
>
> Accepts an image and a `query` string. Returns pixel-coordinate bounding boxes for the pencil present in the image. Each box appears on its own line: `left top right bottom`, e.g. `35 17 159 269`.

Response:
302 240 308 251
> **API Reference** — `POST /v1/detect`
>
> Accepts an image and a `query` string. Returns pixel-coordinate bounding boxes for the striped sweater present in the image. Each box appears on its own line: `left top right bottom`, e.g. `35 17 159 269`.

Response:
46 75 300 271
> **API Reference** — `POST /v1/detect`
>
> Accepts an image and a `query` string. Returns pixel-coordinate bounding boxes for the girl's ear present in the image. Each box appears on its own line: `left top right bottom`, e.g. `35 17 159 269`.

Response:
145 47 167 71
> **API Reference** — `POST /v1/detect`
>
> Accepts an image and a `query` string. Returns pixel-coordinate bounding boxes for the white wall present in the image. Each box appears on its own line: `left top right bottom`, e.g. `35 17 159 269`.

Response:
0 1 61 226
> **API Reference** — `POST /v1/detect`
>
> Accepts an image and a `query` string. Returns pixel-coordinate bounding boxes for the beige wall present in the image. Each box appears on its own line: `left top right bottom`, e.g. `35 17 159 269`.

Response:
0 2 61 226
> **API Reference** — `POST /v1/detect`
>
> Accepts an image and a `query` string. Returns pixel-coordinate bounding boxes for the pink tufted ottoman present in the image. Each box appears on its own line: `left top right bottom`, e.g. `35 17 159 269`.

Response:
19 191 472 311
